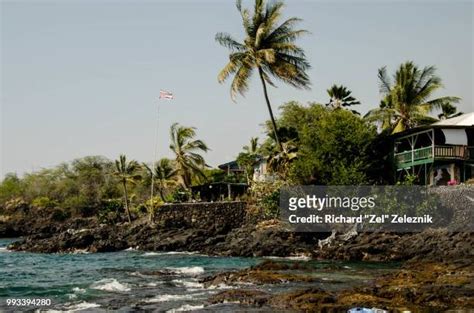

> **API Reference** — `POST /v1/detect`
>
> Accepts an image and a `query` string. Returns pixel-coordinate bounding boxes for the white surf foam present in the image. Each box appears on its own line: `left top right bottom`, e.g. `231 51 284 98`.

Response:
72 287 86 294
166 266 205 276
64 301 100 311
264 255 312 261
143 252 160 256
143 251 200 256
0 247 9 252
207 283 235 290
166 304 205 312
91 278 131 292
145 294 193 303
172 279 204 289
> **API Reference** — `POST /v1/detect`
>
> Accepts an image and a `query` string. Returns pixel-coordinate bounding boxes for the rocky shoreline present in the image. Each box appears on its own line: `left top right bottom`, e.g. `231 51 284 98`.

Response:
1 190 473 311
203 259 474 311
4 214 473 263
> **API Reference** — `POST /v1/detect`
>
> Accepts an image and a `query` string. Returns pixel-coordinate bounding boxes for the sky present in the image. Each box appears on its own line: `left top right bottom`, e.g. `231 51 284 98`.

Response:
1 0 473 177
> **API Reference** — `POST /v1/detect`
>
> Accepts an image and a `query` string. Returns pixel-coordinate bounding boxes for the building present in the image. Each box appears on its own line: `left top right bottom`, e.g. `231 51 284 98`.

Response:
252 156 276 182
190 161 248 201
392 112 474 185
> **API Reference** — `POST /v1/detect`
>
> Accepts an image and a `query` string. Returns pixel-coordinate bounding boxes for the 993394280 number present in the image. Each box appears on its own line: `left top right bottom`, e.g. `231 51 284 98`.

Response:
6 298 52 306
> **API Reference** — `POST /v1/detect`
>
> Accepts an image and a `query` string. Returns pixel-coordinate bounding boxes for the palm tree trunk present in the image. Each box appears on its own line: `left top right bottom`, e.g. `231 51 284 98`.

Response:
122 179 132 223
159 182 166 201
258 67 283 152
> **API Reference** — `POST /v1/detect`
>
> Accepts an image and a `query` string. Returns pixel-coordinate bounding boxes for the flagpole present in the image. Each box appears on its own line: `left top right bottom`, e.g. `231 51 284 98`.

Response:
150 99 161 222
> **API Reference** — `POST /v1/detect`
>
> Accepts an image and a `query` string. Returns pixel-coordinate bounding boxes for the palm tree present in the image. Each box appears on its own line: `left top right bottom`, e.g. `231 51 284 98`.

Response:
216 0 311 151
365 61 460 134
144 158 178 201
438 102 463 120
243 137 259 154
169 123 209 188
326 84 360 110
113 155 141 223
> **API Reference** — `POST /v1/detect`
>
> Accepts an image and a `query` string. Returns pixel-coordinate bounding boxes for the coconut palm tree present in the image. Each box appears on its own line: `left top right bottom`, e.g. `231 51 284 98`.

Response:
438 102 463 120
216 0 311 151
243 137 259 154
169 123 209 188
113 155 141 223
326 84 360 111
144 158 178 201
365 61 460 134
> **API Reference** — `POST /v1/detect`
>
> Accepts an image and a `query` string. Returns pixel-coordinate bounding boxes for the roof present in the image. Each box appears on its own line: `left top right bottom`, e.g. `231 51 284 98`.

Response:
218 160 242 171
391 112 474 138
432 112 474 127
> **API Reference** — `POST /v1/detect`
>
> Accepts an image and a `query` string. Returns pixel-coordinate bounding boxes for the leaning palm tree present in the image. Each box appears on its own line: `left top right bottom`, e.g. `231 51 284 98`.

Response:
216 0 311 151
169 123 209 189
326 84 360 110
365 61 460 134
144 158 178 201
113 155 141 223
438 102 463 120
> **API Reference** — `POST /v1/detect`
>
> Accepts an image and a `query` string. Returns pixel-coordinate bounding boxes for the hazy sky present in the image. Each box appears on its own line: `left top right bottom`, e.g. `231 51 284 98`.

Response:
1 0 473 177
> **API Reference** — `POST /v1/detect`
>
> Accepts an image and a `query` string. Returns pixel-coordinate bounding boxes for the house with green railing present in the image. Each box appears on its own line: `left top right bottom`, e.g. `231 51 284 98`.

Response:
393 112 474 185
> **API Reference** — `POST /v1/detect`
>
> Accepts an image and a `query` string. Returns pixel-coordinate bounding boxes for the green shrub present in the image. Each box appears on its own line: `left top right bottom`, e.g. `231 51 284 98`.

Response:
97 199 122 224
31 196 58 209
170 186 191 203
51 208 71 221
251 180 286 219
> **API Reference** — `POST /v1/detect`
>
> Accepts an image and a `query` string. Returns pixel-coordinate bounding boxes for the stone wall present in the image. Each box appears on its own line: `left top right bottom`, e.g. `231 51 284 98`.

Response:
153 201 246 230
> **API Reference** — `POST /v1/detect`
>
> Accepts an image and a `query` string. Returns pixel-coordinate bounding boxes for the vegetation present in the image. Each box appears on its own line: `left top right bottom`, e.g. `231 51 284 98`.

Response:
144 158 178 201
113 155 141 223
0 0 467 224
170 123 209 188
365 61 460 134
438 102 463 120
216 0 311 151
326 84 360 113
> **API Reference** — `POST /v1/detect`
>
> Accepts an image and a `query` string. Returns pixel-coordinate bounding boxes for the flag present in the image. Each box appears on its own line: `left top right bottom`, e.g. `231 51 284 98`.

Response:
159 90 174 100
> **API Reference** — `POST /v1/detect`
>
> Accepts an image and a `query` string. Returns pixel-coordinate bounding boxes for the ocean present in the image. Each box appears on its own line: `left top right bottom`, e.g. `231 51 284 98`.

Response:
0 238 399 312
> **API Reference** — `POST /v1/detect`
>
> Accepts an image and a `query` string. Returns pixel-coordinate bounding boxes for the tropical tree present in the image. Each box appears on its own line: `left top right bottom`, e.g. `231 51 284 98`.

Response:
216 0 311 151
365 61 460 134
113 155 141 223
144 158 178 201
169 123 209 189
326 84 360 112
243 137 259 154
438 102 463 120
237 137 260 184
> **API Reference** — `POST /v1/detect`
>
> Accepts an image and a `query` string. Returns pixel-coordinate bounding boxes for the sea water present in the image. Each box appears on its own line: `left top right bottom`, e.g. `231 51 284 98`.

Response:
0 238 399 312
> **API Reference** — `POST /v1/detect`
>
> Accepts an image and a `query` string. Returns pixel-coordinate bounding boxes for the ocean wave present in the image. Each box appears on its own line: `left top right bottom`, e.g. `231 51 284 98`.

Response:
264 255 312 261
71 249 89 254
64 301 100 311
91 278 131 292
142 251 200 256
143 252 160 256
172 279 204 289
145 294 194 303
0 247 10 252
207 283 235 290
165 266 205 276
72 287 86 293
124 246 139 251
166 304 205 312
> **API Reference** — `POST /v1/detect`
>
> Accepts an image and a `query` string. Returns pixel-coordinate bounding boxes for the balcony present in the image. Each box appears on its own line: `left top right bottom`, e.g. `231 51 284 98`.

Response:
395 145 474 168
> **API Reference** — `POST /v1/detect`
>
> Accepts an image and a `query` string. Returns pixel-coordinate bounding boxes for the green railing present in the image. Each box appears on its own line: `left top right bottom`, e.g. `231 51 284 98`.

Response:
395 146 433 165
396 145 474 167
